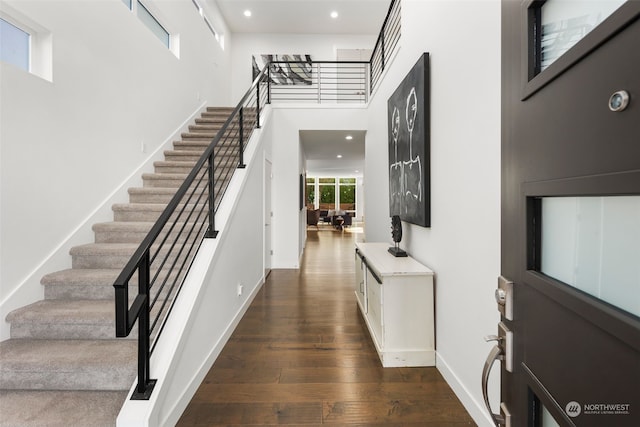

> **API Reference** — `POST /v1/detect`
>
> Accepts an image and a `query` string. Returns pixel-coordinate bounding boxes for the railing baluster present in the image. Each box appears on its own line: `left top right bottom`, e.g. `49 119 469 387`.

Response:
256 81 261 129
238 107 246 169
131 251 156 399
317 63 321 103
206 151 218 238
267 69 271 104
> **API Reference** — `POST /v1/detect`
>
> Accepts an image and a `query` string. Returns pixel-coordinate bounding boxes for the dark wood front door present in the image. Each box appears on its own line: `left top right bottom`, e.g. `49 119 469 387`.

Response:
500 1 640 426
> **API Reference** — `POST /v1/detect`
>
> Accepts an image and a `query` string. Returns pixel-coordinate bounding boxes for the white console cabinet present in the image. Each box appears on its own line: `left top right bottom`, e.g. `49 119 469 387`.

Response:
354 242 435 367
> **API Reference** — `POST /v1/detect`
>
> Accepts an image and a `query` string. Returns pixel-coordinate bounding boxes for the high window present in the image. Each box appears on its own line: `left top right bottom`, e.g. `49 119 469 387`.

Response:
0 10 52 81
137 1 170 48
0 17 29 72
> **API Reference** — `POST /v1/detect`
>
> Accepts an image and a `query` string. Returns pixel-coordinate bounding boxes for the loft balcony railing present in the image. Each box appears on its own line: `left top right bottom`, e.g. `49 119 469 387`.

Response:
266 61 370 103
114 0 401 400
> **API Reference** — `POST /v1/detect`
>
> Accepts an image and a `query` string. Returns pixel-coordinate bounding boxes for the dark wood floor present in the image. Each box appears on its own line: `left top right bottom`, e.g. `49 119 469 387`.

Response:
178 227 476 426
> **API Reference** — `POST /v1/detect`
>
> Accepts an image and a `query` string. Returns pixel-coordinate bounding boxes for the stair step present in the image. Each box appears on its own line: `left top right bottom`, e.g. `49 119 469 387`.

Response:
0 390 128 426
195 117 230 125
128 187 178 204
164 150 204 162
154 160 198 174
189 123 225 132
6 300 131 340
70 243 140 269
93 221 153 243
142 171 232 189
70 242 195 270
42 269 130 300
0 339 136 390
112 202 225 223
112 203 182 222
41 268 179 303
173 139 241 151
206 106 235 112
93 221 197 244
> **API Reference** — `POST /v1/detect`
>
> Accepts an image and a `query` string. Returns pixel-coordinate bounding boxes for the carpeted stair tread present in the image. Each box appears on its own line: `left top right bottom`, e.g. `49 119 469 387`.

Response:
41 268 129 300
173 139 241 150
154 160 199 174
163 150 206 162
6 299 126 340
189 124 225 131
70 243 140 269
206 106 235 112
70 242 139 256
0 339 136 390
128 187 178 203
0 390 128 427
93 221 153 243
93 220 197 244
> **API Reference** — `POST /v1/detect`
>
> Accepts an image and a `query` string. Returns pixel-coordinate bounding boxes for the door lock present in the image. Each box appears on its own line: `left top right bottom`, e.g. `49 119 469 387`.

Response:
496 276 513 320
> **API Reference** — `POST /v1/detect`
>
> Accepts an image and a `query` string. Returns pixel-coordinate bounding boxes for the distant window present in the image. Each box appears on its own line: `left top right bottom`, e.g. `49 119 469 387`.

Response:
191 0 222 46
137 1 169 48
0 17 30 71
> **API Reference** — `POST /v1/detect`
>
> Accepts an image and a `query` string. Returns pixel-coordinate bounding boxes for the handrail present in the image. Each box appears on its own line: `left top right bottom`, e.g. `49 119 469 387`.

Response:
113 0 402 401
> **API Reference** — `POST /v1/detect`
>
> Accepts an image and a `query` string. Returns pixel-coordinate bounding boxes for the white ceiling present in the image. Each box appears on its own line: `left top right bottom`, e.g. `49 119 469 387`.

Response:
213 0 390 35
300 130 365 176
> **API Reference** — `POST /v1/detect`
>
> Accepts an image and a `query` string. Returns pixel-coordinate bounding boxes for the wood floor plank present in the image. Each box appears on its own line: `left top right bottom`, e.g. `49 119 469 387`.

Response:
178 228 476 426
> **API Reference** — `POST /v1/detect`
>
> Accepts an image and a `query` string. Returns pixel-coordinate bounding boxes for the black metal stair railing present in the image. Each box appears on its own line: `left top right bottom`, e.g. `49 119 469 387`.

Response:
113 66 269 400
370 0 401 94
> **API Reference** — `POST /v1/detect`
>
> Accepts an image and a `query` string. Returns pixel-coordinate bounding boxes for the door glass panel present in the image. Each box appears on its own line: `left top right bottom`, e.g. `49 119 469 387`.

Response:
541 404 561 427
540 196 640 317
540 0 625 71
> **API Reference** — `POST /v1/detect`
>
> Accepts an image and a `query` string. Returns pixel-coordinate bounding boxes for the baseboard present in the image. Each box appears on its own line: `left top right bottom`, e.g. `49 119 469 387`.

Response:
436 352 494 427
0 103 207 340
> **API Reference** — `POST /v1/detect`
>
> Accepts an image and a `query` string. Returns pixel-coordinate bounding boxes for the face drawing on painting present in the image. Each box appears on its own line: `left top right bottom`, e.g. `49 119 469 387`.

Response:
403 87 422 213
389 106 403 215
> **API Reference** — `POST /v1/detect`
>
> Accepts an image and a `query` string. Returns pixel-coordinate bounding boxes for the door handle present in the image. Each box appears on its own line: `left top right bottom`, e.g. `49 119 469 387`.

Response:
482 336 506 427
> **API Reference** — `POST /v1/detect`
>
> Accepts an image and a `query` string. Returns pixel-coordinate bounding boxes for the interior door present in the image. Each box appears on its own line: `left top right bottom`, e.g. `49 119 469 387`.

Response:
498 2 640 426
264 158 273 276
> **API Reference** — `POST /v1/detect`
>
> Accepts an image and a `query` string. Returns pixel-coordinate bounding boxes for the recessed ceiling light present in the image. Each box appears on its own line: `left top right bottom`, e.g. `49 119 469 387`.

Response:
355 170 359 173
345 135 353 140
337 154 343 158
244 10 252 17
331 11 338 19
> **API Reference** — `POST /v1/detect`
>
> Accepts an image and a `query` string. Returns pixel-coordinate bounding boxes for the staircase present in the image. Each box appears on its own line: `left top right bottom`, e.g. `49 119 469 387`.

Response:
0 107 238 426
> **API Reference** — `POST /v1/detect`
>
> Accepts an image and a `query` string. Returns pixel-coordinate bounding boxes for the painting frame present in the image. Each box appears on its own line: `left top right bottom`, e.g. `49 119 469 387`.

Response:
387 53 430 227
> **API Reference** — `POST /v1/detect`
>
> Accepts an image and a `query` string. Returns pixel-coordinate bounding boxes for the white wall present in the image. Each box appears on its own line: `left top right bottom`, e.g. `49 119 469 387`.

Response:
0 0 232 337
269 105 368 268
230 33 377 103
363 1 501 426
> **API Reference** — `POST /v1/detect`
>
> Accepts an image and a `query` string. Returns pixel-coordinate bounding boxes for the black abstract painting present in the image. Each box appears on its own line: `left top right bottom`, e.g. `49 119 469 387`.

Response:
252 54 313 85
388 53 430 227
